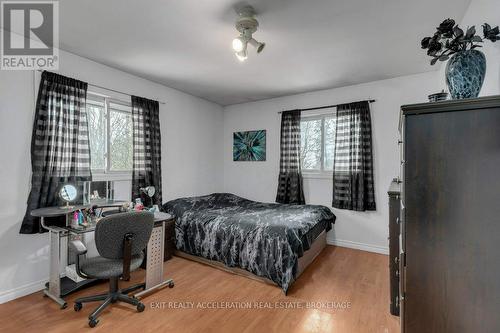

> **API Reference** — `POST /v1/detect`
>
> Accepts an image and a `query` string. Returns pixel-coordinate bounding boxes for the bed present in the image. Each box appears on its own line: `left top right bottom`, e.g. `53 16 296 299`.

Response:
162 193 336 293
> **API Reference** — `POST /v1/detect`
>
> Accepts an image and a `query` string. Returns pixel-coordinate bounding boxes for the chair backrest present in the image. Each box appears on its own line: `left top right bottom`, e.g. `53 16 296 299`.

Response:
95 211 154 259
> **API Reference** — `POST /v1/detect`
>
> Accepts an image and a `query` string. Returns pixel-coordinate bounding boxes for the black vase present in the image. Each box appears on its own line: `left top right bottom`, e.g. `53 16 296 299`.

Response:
445 50 486 99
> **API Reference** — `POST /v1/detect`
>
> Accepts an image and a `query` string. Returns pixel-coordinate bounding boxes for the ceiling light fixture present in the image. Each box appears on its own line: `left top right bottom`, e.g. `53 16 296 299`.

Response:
232 5 265 61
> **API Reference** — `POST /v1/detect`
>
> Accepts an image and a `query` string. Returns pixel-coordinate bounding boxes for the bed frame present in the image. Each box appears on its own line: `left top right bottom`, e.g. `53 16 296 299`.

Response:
174 231 327 288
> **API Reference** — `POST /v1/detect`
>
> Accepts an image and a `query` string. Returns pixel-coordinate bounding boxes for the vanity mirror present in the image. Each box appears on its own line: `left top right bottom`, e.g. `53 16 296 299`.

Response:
59 184 78 208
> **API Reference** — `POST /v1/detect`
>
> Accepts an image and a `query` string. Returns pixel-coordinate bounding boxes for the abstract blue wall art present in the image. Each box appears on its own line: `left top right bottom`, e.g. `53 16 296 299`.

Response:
233 130 266 161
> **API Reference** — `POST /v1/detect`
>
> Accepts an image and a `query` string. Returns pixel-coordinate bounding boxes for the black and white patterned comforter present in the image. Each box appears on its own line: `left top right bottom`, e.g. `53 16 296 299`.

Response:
162 193 335 293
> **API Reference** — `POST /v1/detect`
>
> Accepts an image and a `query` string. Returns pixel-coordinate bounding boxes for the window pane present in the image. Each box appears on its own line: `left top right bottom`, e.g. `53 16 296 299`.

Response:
87 103 106 170
109 109 133 171
324 117 336 170
300 119 322 170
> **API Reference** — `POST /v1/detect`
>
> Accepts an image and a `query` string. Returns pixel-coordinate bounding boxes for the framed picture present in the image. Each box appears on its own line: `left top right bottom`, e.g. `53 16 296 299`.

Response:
233 130 266 161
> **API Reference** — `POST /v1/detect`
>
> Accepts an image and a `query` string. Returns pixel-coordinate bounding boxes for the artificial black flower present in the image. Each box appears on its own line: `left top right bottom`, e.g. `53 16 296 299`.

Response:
422 19 498 65
421 37 431 49
437 18 455 37
427 38 442 56
483 23 500 42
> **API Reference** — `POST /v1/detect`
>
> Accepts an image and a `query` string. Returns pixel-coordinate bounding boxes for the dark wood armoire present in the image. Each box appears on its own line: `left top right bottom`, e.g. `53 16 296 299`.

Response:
399 96 500 333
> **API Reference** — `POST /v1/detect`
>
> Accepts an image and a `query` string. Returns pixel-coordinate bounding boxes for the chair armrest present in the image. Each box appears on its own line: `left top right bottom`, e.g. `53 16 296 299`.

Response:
122 233 133 281
69 240 89 279
69 240 87 255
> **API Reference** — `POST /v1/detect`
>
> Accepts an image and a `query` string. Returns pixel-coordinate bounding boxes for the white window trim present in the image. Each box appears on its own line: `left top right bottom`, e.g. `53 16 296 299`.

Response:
301 109 336 179
302 170 333 179
92 172 132 182
88 92 133 181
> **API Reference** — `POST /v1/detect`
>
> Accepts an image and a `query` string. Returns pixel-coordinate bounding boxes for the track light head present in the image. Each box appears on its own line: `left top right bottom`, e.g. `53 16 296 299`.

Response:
248 38 265 53
235 50 248 62
233 35 248 61
232 36 246 52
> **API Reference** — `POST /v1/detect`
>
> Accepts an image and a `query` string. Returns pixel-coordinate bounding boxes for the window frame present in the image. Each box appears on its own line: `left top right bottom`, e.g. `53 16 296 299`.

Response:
300 110 336 179
87 92 133 181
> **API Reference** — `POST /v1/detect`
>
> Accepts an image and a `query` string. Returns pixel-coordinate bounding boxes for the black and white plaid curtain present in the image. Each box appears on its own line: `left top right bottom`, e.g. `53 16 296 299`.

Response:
276 110 305 204
131 96 162 206
20 71 91 234
332 101 376 211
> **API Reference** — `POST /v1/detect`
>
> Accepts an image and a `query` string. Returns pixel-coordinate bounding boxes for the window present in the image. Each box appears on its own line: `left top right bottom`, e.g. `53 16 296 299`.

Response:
108 102 133 171
300 112 336 176
87 93 133 177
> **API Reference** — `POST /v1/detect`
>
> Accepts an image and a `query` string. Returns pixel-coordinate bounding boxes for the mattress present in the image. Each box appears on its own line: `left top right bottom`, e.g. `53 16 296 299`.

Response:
175 230 327 290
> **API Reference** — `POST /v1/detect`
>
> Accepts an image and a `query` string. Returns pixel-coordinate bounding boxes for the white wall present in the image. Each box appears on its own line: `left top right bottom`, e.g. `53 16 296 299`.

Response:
0 49 224 303
223 71 442 254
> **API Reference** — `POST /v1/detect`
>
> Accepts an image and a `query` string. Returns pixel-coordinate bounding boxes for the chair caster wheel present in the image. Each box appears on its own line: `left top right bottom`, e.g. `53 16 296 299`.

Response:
89 318 99 328
137 302 145 312
60 302 67 309
169 282 174 288
74 302 82 311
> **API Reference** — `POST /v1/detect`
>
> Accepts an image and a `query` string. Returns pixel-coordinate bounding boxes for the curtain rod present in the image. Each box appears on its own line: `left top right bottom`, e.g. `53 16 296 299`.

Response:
277 99 375 114
36 70 166 105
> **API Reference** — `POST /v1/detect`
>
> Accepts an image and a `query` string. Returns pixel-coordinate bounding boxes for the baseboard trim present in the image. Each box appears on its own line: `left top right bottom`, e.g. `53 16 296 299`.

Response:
0 279 46 304
327 238 389 255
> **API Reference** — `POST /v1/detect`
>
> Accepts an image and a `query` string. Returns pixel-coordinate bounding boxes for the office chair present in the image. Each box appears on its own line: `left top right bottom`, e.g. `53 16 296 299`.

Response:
70 211 154 328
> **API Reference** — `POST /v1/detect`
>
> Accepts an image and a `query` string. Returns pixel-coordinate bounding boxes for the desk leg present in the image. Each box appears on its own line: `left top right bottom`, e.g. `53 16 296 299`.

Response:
45 221 67 309
134 223 174 299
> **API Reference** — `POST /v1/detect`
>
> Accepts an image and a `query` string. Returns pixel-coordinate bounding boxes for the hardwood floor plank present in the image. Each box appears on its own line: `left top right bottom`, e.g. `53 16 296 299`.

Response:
0 246 399 333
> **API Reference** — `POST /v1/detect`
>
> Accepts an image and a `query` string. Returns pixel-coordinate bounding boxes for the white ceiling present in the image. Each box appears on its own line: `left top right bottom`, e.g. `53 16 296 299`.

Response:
59 0 471 105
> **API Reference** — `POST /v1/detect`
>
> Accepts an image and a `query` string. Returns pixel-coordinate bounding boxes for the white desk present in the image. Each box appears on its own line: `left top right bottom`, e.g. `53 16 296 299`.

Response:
32 206 173 309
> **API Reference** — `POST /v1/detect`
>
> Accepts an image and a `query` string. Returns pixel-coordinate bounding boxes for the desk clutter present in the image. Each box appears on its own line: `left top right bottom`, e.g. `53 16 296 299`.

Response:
62 184 162 233
67 198 161 231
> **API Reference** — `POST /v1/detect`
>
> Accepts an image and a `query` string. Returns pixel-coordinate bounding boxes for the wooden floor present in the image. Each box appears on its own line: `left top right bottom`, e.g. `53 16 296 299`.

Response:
0 246 399 333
